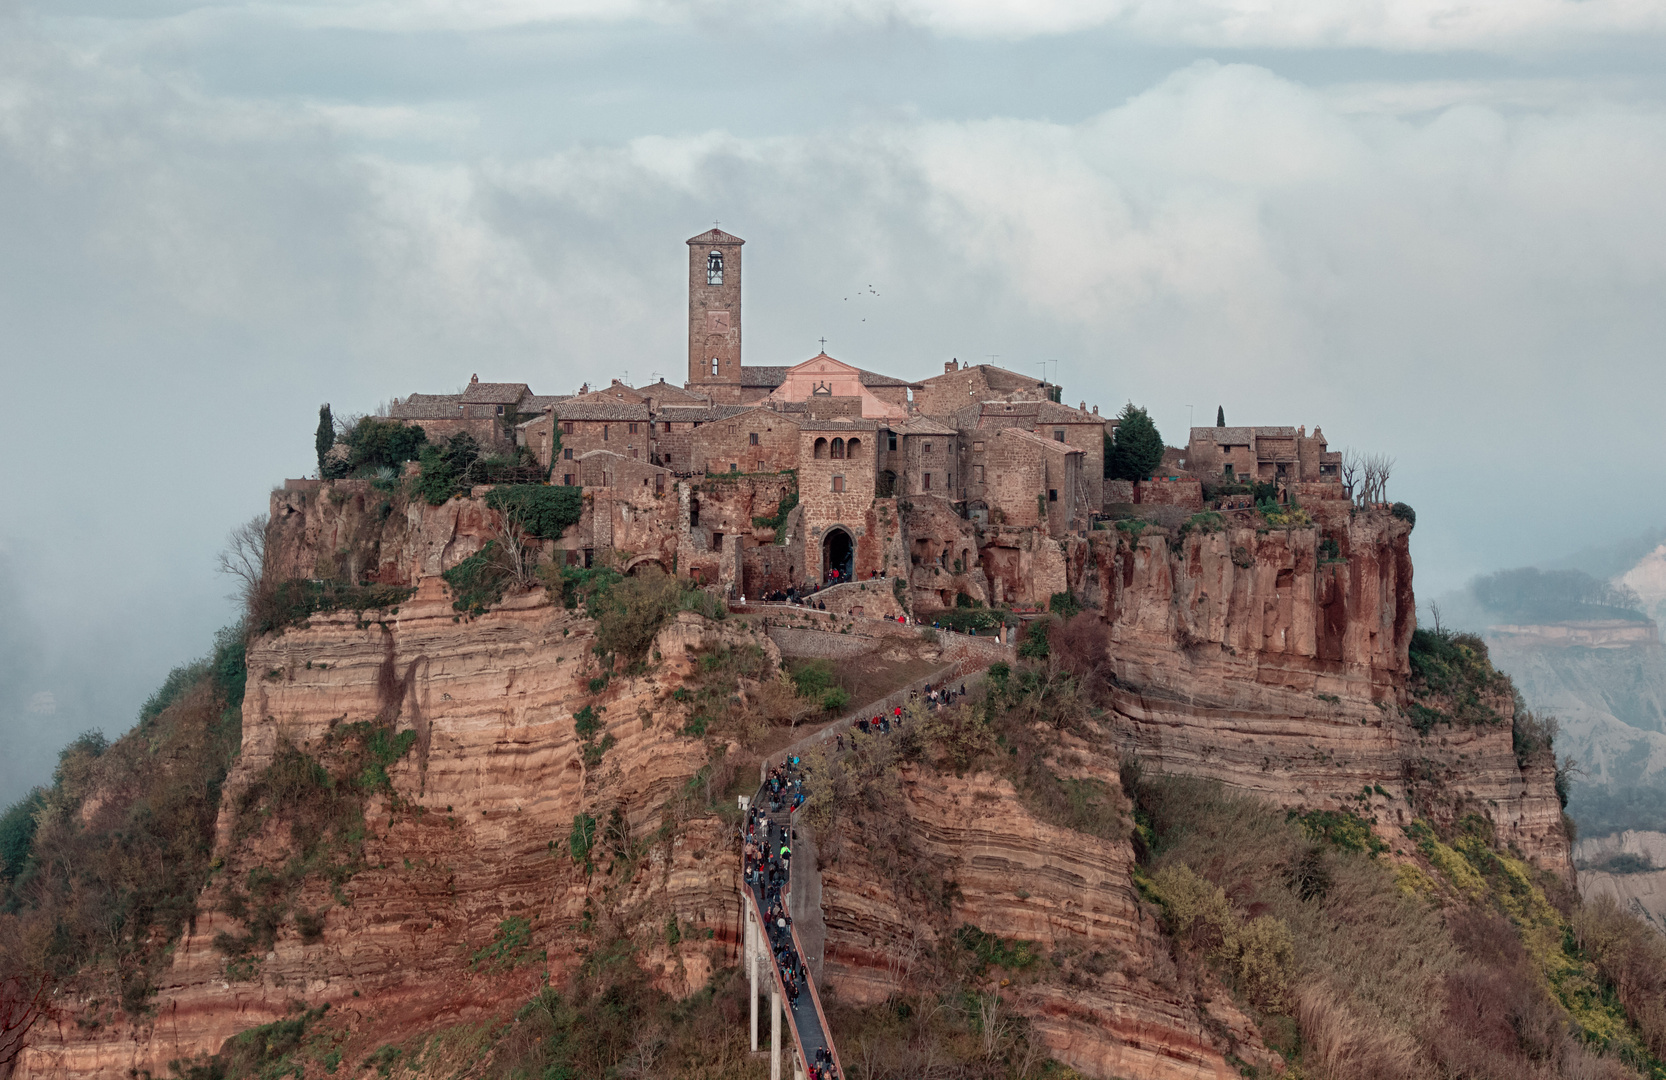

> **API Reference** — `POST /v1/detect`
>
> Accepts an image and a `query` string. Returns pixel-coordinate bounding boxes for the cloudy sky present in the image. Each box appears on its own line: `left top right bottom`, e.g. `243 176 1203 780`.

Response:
3 0 1666 802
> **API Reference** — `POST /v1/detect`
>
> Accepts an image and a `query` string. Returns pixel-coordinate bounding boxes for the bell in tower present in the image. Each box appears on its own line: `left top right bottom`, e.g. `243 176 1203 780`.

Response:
687 228 744 399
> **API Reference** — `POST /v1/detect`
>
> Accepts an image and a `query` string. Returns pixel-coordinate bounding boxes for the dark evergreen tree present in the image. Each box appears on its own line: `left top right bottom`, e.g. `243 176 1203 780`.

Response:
315 404 334 477
1109 403 1164 481
1216 405 1225 427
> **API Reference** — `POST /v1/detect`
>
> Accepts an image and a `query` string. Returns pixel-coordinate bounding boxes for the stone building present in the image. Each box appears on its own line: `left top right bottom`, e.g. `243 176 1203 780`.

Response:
983 428 1085 539
689 407 801 476
368 229 1360 614
955 398 1107 509
549 398 653 482
1185 425 1343 493
913 358 1050 417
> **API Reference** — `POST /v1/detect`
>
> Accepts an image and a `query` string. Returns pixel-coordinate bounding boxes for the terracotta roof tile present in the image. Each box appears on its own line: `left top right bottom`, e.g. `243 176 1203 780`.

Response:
461 382 532 405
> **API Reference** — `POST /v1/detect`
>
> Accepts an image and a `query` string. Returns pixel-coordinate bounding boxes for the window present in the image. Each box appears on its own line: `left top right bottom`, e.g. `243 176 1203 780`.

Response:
923 473 932 490
563 448 573 460
562 421 574 434
663 421 672 433
628 422 637 434
711 357 719 376
603 425 609 441
832 475 844 493
1048 489 1058 502
496 404 505 416
749 432 759 445
888 432 897 451
923 442 932 454
974 465 984 483
972 441 984 452
630 448 638 459
563 473 574 486
730 463 738 472
707 250 724 285
846 437 861 459
1054 429 1065 441
1223 464 1235 480
831 438 845 460
655 474 665 495
813 437 828 459
712 532 724 552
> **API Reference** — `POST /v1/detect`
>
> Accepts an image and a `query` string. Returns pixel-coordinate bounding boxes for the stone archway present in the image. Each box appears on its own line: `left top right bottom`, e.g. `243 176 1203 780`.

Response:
623 556 669 577
821 527 854 585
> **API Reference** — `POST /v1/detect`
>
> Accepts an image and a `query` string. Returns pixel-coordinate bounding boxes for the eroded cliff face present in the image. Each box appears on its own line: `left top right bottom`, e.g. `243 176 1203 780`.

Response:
814 753 1276 1080
18 590 760 1080
15 491 1576 1080
1082 511 1570 877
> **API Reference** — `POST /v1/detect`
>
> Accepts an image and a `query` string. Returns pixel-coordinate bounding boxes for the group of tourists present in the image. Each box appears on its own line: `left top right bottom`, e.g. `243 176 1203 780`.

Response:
743 761 841 1080
762 758 806 813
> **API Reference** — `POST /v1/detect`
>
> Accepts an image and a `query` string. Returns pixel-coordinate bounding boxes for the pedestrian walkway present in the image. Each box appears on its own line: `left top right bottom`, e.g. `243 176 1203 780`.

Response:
737 675 984 1080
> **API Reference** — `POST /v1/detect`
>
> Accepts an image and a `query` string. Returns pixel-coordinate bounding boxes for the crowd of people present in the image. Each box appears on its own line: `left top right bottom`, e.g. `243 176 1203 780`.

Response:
742 694 948 1080
743 759 840 1080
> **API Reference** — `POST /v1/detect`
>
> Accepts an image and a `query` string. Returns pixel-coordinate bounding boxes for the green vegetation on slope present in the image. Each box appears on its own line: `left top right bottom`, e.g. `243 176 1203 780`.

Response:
0 626 247 1018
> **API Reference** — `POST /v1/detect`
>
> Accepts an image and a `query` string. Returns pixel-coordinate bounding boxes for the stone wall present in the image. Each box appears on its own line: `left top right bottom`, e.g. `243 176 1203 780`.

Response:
689 409 799 475
1136 476 1203 509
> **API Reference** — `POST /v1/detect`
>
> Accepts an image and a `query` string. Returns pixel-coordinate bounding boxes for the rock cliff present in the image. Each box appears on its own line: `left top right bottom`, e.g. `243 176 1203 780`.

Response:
11 493 1576 1080
1086 511 1570 877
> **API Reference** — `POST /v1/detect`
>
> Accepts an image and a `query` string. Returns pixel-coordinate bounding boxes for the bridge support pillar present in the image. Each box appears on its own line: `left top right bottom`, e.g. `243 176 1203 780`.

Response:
748 907 760 1052
770 986 782 1080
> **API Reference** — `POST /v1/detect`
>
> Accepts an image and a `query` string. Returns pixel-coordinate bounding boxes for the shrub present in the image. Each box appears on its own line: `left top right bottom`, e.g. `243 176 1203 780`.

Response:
472 916 538 972
259 581 414 633
443 543 511 616
486 485 583 540
1294 809 1388 856
1177 511 1226 539
568 813 597 866
1512 709 1557 764
1017 620 1050 660
414 433 482 505
789 660 836 699
1048 591 1082 618
955 924 1040 973
1408 627 1511 728
591 568 686 661
820 687 850 714
338 417 427 477
1391 502 1416 527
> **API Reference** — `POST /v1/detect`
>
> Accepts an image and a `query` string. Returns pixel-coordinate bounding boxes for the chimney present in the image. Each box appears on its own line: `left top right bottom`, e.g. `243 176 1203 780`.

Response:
945 359 958 373
1079 401 1086 411
470 374 479 384
1092 405 1099 415
580 382 589 394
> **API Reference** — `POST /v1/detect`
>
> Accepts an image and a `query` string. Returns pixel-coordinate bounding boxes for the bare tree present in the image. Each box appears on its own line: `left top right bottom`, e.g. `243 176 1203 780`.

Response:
217 514 269 614
0 974 53 1080
1372 454 1395 504
492 509 540 590
1340 449 1360 503
978 993 1014 1060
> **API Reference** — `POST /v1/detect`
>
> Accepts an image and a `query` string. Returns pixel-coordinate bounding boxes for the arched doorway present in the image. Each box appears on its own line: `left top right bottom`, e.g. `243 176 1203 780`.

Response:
822 527 854 585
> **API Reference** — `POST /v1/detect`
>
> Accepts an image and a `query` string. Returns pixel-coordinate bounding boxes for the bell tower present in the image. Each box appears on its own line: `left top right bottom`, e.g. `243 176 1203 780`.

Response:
687 228 744 398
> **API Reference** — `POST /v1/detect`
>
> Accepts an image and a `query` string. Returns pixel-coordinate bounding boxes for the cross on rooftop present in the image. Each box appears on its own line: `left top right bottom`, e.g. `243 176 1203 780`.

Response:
819 337 827 350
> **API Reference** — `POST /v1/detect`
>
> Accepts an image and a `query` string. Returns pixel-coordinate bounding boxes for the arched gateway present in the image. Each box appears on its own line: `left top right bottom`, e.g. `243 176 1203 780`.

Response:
821 527 854 585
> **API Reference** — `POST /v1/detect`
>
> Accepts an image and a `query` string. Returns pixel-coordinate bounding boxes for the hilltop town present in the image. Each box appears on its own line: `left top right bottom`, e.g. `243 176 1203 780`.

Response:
364 228 1353 613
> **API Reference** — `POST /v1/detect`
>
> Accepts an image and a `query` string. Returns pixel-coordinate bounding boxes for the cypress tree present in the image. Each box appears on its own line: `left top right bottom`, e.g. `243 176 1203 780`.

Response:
1109 403 1165 481
1216 405 1225 427
315 404 334 477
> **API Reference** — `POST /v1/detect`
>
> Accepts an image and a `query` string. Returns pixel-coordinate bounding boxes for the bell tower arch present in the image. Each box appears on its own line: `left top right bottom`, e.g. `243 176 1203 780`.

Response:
687 228 744 398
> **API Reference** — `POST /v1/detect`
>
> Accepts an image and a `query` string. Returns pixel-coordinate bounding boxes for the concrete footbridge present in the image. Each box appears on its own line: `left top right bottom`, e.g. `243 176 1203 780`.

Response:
737 665 991 1080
